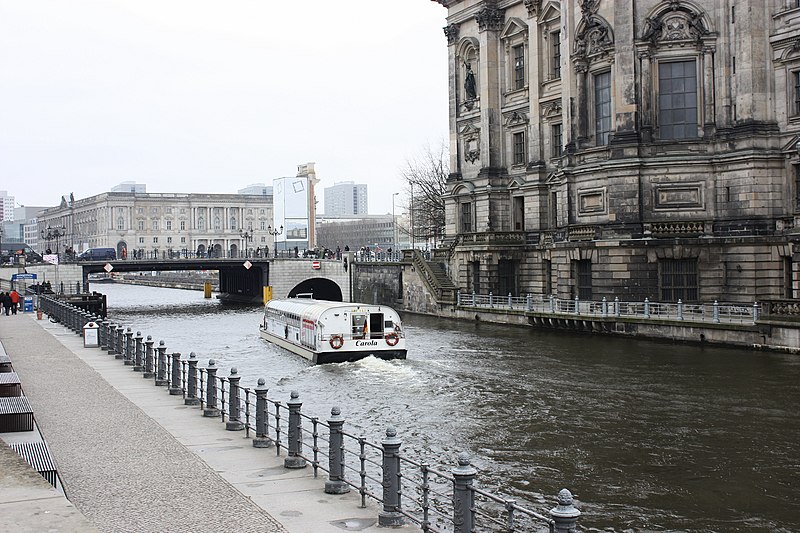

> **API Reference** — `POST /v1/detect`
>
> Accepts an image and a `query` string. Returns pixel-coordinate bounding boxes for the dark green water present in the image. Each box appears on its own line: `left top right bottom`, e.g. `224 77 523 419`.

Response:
101 283 800 532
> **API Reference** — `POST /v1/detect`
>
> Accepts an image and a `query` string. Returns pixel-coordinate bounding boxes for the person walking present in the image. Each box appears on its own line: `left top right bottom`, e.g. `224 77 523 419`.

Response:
9 289 20 315
0 292 11 316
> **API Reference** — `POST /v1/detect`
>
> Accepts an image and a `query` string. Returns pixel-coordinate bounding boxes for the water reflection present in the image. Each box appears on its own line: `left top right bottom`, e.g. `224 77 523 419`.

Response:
100 283 800 532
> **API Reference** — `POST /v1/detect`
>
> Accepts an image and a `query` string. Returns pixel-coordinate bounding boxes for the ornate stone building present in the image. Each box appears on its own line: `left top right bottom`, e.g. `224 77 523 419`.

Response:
37 191 274 259
431 0 800 303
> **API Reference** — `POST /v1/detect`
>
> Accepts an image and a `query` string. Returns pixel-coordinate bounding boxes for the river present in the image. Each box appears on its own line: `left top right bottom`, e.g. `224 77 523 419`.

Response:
98 283 800 532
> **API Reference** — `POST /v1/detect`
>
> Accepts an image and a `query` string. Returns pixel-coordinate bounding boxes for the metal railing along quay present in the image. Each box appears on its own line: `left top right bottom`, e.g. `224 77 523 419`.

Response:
38 295 581 533
457 291 762 326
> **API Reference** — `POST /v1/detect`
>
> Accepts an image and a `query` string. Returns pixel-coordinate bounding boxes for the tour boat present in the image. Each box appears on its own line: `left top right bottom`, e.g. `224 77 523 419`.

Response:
259 297 407 364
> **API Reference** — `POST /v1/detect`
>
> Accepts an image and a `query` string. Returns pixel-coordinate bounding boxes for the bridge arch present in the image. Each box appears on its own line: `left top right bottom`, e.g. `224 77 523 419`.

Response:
288 278 343 301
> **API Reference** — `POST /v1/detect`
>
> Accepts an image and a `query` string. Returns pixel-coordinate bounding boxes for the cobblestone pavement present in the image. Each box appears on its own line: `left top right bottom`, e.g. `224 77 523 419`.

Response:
0 314 287 533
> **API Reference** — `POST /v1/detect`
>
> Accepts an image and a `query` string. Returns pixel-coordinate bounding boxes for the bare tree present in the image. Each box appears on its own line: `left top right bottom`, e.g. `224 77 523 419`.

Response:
401 142 448 248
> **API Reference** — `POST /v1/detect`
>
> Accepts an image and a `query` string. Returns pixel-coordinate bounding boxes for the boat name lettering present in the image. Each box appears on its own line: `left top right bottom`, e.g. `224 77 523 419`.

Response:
355 340 379 347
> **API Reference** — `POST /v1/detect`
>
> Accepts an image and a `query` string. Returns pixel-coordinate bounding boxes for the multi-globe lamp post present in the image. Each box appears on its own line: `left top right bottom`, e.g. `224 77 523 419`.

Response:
239 226 254 258
41 225 66 259
267 225 283 258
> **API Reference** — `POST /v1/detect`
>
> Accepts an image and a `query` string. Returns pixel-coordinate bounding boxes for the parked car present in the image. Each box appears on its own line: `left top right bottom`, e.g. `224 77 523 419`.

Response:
78 247 117 261
0 242 43 264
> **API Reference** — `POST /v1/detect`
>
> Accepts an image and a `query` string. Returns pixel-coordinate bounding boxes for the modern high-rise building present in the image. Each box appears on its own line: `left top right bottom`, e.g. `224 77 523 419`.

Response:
324 181 368 216
430 0 800 303
0 191 15 222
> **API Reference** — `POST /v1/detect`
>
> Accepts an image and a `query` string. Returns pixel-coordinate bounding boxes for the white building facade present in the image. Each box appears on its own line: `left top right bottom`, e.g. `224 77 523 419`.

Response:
324 181 369 216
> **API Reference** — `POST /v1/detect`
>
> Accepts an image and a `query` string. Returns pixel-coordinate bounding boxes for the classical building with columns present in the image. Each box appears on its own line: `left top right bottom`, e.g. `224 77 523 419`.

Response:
431 0 800 303
36 190 274 259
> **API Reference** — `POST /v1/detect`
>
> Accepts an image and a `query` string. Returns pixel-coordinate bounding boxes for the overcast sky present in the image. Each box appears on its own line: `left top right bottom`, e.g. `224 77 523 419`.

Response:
0 1 449 216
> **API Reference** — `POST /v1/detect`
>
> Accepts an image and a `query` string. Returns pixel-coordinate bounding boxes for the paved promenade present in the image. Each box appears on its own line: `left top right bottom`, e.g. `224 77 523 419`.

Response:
0 313 396 532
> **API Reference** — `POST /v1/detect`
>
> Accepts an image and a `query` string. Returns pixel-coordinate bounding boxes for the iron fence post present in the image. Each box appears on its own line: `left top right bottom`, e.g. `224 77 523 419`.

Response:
124 328 135 365
549 294 555 313
284 391 307 468
601 297 608 317
526 293 532 311
106 322 116 355
614 296 620 317
325 406 349 494
115 325 125 359
226 368 244 431
133 331 144 371
508 292 512 308
143 336 155 379
457 290 461 306
644 298 650 319
713 300 720 323
155 341 168 386
550 488 580 533
253 378 273 448
489 292 493 308
100 319 109 350
452 452 477 533
378 426 403 527
203 359 220 417
169 352 182 395
677 299 684 320
185 352 200 406
753 301 759 323
471 290 475 306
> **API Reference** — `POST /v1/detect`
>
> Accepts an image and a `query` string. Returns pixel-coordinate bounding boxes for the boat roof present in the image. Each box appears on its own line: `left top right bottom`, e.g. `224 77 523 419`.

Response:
265 298 398 316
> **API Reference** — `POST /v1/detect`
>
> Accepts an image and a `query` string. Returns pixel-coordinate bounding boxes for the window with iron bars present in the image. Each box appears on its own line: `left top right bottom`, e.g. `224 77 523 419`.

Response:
659 258 698 301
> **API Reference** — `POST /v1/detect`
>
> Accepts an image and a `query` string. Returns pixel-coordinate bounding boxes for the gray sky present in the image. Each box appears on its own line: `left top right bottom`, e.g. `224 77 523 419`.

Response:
1 1 449 215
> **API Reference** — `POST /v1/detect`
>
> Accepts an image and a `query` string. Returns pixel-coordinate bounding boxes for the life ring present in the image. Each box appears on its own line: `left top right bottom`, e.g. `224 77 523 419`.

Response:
329 335 344 349
385 332 399 346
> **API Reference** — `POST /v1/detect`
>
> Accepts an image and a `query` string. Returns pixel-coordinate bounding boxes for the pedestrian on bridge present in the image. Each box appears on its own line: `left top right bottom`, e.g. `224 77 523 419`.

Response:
1 292 11 316
9 289 20 315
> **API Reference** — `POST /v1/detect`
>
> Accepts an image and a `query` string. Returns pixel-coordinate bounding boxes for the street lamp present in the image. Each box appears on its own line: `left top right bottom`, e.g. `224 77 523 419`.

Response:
41 225 66 259
392 192 399 255
239 226 254 258
267 225 283 258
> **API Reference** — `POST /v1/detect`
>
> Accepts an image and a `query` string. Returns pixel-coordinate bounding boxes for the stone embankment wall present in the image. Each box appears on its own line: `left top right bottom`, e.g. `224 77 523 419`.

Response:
114 272 219 291
350 264 403 305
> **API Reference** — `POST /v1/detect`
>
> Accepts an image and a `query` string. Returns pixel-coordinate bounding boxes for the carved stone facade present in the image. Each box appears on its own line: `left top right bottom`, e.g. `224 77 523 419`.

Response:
432 0 800 303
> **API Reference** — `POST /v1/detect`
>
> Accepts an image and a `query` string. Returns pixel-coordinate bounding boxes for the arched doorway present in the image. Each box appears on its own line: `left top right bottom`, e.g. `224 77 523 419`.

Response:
229 243 238 258
288 278 343 301
116 241 128 260
196 244 206 258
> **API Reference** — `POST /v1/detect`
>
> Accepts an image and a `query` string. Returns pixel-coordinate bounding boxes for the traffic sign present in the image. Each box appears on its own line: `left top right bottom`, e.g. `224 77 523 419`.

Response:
311 261 321 270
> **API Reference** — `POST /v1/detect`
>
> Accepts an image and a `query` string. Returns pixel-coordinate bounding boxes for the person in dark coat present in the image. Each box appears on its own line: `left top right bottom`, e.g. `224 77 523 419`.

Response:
0 292 11 316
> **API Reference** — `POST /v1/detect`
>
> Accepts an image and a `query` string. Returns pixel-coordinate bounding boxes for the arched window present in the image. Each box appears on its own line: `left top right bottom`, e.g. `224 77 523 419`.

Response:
214 217 221 230
198 217 205 230
117 217 125 230
230 217 237 230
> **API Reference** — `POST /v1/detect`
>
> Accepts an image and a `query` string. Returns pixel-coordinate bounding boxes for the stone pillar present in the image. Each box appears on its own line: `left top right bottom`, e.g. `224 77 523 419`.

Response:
185 352 200 406
203 359 220 417
378 427 404 527
639 50 653 142
550 488 580 533
284 391 307 469
123 328 135 365
143 336 155 379
169 352 182 395
252 378 273 448
702 46 716 137
115 325 125 359
452 453 477 533
155 341 168 386
324 407 349 495
133 331 144 371
225 368 244 431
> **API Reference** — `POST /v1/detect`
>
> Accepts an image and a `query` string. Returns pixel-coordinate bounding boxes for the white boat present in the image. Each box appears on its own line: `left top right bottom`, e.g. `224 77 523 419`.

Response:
259 297 407 364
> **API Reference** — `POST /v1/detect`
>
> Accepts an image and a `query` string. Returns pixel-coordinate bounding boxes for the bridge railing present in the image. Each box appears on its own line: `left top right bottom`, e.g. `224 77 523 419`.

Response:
457 292 761 325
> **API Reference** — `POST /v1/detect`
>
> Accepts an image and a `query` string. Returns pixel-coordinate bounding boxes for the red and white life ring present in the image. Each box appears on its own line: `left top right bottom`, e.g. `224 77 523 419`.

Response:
385 332 399 347
329 335 344 349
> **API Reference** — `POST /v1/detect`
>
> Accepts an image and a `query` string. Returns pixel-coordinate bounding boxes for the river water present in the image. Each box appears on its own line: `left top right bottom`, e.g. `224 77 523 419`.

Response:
99 283 800 532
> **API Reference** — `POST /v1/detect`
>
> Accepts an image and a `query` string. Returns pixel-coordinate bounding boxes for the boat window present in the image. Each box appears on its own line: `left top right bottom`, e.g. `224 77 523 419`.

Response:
352 314 367 339
369 313 384 339
384 320 393 329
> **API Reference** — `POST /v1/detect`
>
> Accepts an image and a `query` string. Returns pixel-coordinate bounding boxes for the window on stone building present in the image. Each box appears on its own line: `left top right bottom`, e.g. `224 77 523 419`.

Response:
138 220 144 231
784 257 794 299
572 260 592 300
794 71 800 115
513 196 525 231
549 191 558 228
658 60 698 140
261 221 266 230
513 131 526 165
153 237 158 244
181 237 185 244
659 258 698 301
152 220 159 231
214 217 221 230
594 71 612 145
498 259 518 296
469 260 480 294
551 31 561 79
513 45 525 90
552 123 563 158
460 202 473 233
166 207 172 214
543 259 553 295
198 217 205 230
180 221 185 231
167 237 172 244
117 217 124 230
139 237 144 244
166 220 172 231
230 217 237 230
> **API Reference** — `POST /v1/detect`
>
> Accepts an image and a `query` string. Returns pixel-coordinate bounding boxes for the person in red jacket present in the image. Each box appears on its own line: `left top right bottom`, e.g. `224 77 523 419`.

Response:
9 289 20 315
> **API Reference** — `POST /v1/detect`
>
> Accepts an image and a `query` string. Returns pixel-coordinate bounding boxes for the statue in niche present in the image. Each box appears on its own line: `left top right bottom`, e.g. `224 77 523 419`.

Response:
464 62 477 100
